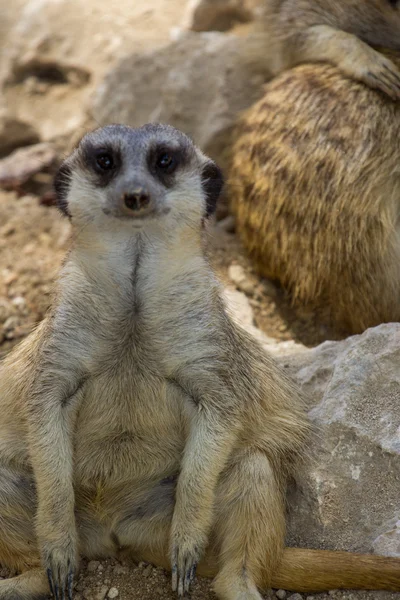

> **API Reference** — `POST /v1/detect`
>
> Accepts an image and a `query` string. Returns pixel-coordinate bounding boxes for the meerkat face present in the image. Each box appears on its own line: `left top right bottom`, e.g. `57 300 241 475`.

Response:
54 124 223 231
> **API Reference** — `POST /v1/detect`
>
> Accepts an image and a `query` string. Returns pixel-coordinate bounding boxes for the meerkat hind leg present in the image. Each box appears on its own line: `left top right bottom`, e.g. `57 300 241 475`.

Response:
212 450 285 600
0 569 50 600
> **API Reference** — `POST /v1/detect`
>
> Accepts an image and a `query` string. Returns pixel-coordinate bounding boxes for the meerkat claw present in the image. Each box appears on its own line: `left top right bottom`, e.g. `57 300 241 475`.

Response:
185 562 197 593
47 568 55 597
68 569 74 600
172 564 178 592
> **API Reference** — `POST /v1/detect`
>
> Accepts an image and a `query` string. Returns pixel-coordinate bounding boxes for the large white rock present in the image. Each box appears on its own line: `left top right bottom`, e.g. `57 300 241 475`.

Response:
225 290 400 558
0 0 188 146
282 324 400 557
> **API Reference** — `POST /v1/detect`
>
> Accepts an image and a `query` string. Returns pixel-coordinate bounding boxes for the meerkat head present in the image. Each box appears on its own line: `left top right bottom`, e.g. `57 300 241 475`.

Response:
54 123 223 232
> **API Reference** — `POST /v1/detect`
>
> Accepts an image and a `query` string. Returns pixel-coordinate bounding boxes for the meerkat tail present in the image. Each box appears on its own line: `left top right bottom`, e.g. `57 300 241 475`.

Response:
148 549 400 593
270 548 400 593
193 549 400 593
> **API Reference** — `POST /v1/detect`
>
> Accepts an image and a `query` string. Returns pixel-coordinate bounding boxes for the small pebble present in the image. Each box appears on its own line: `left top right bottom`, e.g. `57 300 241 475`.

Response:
287 595 303 600
113 565 129 576
276 590 286 599
142 564 153 577
95 585 108 600
87 560 100 572
108 587 119 599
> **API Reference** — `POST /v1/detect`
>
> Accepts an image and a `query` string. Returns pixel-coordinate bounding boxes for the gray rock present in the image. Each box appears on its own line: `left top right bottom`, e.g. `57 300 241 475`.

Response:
90 31 271 168
0 112 39 157
226 291 400 558
182 0 253 32
278 324 400 556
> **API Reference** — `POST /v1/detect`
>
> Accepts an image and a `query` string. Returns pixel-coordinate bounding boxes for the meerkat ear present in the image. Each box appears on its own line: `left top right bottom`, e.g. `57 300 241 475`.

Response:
201 160 224 217
54 160 72 218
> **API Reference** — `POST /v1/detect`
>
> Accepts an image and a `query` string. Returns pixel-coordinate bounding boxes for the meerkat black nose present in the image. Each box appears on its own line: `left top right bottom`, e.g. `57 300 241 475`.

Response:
123 188 150 212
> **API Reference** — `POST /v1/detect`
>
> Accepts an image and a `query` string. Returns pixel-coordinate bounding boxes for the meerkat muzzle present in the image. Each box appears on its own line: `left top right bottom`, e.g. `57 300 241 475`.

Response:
122 188 150 213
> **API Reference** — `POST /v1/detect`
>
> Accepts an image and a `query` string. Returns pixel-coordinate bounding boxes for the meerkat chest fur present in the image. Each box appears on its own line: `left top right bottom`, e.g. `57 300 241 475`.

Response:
55 221 223 485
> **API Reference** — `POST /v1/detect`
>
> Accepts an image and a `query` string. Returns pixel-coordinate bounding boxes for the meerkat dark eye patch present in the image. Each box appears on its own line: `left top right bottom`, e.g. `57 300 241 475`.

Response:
201 161 224 217
148 143 191 186
54 161 72 218
80 142 121 186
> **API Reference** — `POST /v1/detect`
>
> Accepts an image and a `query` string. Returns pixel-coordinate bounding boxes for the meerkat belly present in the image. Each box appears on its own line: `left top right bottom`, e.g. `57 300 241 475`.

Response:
74 371 187 489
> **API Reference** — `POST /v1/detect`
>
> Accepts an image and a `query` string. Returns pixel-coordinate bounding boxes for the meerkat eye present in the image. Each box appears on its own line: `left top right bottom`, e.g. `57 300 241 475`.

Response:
156 152 177 174
95 152 115 171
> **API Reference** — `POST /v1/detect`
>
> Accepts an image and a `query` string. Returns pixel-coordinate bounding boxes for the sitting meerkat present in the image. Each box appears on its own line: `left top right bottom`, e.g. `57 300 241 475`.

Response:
256 0 400 99
0 124 400 600
230 2 400 334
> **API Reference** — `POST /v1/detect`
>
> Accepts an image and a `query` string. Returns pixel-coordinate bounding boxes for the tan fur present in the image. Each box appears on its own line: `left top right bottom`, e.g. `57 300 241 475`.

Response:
230 51 400 334
0 124 399 600
252 0 400 99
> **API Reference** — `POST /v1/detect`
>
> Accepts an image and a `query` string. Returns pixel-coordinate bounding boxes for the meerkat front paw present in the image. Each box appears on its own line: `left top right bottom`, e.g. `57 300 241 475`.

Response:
41 533 78 600
345 51 400 100
171 531 204 597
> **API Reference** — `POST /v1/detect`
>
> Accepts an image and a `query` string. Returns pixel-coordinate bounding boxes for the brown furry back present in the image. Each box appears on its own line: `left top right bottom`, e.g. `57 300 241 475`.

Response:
229 56 400 334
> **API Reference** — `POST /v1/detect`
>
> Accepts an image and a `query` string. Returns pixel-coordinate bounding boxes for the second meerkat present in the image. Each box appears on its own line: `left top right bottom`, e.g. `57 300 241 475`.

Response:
0 124 400 600
256 0 400 99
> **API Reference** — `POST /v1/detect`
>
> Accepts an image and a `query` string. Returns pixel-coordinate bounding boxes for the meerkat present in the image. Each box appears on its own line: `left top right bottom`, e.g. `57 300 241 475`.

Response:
0 124 400 600
229 0 400 334
253 0 400 100
229 52 400 334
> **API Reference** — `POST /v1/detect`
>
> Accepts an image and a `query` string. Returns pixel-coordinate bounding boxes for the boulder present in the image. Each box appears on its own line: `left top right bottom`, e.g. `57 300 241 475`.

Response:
0 0 187 147
274 324 400 556
225 290 400 557
90 31 271 168
0 113 40 157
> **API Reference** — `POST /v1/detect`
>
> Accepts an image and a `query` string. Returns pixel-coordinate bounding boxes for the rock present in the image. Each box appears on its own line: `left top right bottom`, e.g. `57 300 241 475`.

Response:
373 519 400 557
275 590 287 599
0 143 57 193
87 560 100 573
112 565 129 576
142 564 153 578
225 291 400 557
228 263 255 296
95 586 109 600
287 595 303 600
275 324 400 556
182 0 253 32
90 31 271 169
107 588 119 599
0 113 40 158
